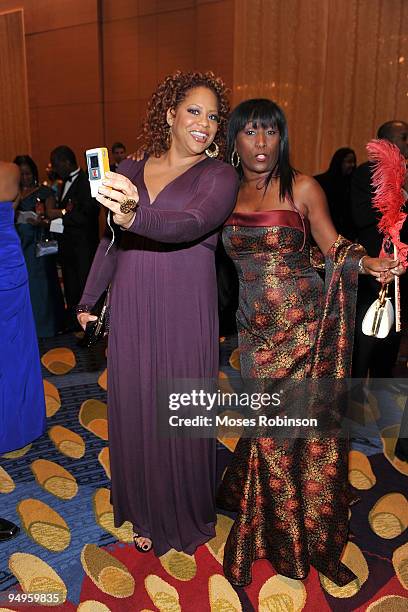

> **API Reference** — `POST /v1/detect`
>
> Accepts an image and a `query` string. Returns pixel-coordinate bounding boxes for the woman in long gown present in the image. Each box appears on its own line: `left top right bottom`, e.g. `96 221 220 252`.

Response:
77 72 239 555
0 161 46 455
14 155 64 337
216 99 403 587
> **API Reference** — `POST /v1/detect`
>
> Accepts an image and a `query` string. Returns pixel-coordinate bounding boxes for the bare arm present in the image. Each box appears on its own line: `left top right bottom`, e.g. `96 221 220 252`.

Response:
299 175 403 281
97 164 239 243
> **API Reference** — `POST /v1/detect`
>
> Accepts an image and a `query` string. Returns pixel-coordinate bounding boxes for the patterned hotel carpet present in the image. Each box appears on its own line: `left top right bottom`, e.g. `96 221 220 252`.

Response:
0 333 407 611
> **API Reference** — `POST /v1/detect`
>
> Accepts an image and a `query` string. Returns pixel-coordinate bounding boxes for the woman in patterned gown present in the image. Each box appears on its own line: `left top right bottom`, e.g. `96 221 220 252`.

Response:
217 99 403 587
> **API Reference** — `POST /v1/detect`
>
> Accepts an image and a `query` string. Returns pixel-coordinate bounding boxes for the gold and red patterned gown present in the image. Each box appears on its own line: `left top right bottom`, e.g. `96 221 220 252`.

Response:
217 209 364 587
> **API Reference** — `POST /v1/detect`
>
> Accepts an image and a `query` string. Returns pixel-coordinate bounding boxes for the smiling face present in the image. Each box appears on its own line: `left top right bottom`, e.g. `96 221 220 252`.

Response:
20 163 35 188
235 121 280 177
167 86 220 157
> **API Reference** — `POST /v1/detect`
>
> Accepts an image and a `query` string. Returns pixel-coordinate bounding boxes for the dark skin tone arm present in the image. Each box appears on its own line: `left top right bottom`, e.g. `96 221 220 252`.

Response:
294 174 404 282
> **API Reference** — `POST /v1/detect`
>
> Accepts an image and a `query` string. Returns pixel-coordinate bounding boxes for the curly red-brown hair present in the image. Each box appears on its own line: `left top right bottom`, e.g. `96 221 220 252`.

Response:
141 71 230 157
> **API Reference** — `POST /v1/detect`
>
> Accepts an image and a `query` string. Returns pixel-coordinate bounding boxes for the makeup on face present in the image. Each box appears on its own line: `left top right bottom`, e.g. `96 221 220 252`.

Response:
170 86 220 155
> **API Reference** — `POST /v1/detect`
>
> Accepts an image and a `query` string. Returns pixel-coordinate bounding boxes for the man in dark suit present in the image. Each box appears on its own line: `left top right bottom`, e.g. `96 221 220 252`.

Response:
351 120 408 378
110 142 127 172
51 146 99 329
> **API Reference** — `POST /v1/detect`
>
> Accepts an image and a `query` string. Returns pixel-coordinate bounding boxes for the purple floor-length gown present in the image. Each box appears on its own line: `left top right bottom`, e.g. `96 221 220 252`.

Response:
80 157 238 555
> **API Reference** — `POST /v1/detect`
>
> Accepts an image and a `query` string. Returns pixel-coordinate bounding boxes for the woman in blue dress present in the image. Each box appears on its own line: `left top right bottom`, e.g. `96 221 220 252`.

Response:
14 155 65 337
0 161 46 455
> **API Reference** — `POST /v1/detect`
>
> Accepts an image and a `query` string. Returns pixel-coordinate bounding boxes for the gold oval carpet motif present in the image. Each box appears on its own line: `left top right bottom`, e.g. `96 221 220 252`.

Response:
17 498 71 552
81 544 135 598
30 459 78 500
48 425 85 459
41 347 76 375
43 379 61 417
8 552 67 603
79 399 108 440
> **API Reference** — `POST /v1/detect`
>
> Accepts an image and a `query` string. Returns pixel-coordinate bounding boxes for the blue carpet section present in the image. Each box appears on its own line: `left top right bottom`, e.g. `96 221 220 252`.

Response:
1 333 112 601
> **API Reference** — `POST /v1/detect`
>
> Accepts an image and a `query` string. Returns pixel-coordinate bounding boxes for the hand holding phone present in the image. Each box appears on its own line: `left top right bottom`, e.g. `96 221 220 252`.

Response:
85 148 110 197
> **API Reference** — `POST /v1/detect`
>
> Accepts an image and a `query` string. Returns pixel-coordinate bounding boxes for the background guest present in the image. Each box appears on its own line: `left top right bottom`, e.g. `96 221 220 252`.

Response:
110 142 127 172
50 145 99 330
351 120 408 379
13 155 64 337
314 147 356 240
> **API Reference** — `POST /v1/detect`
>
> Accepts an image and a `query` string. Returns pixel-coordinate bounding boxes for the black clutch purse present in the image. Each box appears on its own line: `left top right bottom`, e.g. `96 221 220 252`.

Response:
78 288 110 348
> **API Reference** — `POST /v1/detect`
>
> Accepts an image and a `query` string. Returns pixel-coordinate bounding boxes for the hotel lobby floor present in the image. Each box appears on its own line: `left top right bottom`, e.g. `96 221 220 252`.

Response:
0 332 407 611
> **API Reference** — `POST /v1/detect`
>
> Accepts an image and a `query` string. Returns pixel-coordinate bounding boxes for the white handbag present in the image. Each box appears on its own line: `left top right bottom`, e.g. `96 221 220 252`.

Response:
362 286 394 338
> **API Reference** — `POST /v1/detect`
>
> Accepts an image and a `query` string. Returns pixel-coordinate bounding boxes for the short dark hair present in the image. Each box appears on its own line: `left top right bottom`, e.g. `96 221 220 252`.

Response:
111 142 126 152
377 120 408 140
13 155 39 184
50 145 77 166
227 98 296 202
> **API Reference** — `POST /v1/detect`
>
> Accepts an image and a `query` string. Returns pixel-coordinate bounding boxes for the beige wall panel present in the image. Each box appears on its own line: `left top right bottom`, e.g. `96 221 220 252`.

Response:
136 14 158 98
375 0 407 128
0 0 97 34
26 23 101 108
102 0 140 23
29 106 40 163
103 17 138 102
156 0 194 10
196 0 234 87
0 9 31 162
34 103 104 179
104 99 149 154
316 0 357 173
395 0 408 120
233 0 407 175
156 9 195 80
103 0 194 20
349 0 381 162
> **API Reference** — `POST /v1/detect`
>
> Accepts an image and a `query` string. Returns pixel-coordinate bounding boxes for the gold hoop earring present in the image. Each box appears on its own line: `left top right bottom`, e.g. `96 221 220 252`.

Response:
205 141 219 158
231 150 240 168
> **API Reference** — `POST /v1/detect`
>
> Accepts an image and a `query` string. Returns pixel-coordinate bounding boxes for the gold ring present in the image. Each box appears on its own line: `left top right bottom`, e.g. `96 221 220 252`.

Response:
120 198 138 214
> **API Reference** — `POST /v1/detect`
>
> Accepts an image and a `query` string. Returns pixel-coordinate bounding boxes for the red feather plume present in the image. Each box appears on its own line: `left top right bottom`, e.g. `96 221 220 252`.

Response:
366 139 407 266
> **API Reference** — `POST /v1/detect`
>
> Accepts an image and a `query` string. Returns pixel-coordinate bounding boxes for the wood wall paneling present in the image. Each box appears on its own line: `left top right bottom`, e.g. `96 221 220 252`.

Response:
0 9 31 162
102 0 140 23
233 0 408 175
104 99 148 154
196 0 234 86
157 9 196 79
0 0 97 34
26 23 101 108
136 14 158 98
36 103 104 170
349 0 381 162
395 0 408 120
103 17 139 102
317 0 357 172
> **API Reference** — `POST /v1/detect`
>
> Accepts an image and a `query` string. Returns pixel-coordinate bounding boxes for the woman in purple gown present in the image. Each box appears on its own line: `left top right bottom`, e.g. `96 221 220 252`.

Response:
77 72 238 555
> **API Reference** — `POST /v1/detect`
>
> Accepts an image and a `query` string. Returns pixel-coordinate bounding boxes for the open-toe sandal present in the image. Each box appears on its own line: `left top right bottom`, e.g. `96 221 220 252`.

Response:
133 533 152 553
